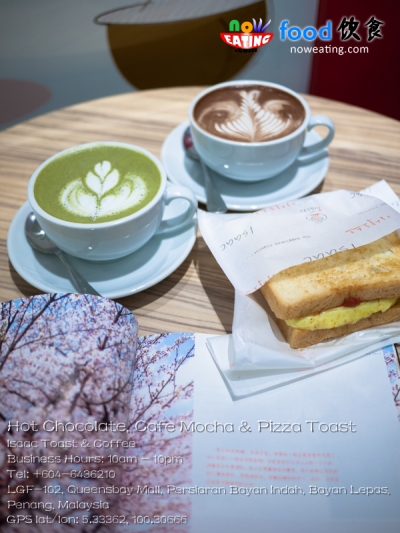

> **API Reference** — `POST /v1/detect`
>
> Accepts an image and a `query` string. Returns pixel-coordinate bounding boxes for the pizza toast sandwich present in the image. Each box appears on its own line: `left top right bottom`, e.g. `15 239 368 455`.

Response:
260 231 400 349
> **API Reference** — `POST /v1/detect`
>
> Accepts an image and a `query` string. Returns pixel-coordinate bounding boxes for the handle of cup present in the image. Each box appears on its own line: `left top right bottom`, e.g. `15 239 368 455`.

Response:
298 115 335 161
155 184 198 235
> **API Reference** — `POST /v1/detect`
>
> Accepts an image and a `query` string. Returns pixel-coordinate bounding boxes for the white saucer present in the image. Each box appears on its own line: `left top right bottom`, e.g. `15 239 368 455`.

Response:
8 201 197 299
161 121 330 212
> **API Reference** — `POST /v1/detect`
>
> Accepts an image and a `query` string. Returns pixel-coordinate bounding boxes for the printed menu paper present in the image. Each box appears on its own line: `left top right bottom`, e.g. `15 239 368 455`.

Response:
1 297 399 532
191 335 400 533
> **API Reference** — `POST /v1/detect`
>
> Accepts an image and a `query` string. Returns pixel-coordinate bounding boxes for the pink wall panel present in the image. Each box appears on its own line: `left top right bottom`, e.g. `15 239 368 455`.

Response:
309 0 399 120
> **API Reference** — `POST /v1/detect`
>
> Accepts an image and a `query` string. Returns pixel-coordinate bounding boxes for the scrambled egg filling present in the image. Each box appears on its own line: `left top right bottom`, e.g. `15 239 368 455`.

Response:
285 298 398 331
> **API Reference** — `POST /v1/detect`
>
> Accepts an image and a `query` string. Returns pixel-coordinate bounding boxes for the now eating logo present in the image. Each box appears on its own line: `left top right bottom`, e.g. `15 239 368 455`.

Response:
220 18 274 49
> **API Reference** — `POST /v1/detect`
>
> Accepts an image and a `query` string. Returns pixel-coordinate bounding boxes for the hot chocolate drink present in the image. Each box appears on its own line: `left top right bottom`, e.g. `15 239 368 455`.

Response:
193 85 305 143
34 144 162 224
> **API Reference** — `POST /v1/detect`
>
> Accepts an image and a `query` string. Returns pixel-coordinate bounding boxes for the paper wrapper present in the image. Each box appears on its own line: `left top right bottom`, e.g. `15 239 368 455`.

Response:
199 181 400 372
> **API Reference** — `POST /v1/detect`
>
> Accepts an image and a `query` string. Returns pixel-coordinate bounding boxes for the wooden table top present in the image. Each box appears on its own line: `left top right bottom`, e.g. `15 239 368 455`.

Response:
1 87 400 336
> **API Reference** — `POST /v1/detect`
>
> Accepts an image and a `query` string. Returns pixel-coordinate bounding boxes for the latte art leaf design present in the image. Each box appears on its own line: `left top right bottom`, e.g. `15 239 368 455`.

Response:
60 160 148 220
85 161 119 196
195 88 305 143
214 90 292 142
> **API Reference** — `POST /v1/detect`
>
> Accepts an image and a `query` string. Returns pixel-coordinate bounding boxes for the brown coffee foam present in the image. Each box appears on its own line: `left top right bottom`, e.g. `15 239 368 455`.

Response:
194 85 305 142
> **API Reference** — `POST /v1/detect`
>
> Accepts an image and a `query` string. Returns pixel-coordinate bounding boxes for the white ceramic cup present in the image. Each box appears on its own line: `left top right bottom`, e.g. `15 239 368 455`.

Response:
27 142 197 261
189 80 335 182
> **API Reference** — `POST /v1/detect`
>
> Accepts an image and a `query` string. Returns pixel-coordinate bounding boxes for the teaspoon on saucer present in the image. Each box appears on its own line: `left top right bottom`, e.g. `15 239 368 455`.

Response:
25 212 101 296
183 126 227 213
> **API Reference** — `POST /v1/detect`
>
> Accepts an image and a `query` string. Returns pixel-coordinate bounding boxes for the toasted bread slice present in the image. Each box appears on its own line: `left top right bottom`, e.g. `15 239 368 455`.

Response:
260 232 400 320
276 302 400 349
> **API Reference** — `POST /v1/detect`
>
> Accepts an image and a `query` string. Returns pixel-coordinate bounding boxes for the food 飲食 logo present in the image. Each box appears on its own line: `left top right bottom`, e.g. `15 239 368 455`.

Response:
220 19 273 50
279 16 384 42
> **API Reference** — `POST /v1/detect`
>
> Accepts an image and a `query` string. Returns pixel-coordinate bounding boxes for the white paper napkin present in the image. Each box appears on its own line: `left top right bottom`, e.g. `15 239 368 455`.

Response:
206 333 400 399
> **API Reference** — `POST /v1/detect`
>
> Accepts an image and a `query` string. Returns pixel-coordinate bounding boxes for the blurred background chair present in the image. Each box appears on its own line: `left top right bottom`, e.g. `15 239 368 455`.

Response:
0 79 51 127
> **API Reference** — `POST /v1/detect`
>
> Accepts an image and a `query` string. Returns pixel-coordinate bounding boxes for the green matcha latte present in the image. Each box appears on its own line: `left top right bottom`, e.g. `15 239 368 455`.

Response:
34 145 162 224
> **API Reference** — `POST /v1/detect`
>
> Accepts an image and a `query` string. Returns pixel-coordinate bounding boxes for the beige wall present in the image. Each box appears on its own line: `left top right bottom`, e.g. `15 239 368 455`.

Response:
0 0 318 128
